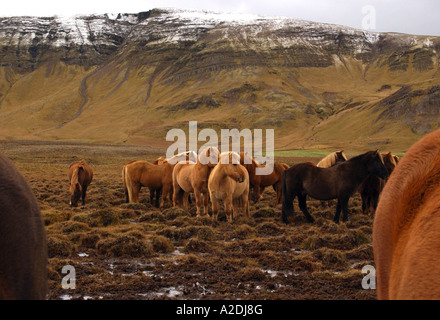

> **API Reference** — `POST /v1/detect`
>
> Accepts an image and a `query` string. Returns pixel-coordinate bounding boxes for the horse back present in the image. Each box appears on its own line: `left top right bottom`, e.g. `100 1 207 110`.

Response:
69 160 93 187
0 154 47 299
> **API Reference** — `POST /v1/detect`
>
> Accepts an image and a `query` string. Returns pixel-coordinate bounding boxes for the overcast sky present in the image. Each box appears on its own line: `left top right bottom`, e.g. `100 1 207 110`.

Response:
2 0 439 36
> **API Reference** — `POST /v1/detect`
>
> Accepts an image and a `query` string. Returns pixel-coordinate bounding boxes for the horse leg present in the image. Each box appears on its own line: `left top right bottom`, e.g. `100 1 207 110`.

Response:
182 192 189 211
225 195 233 223
242 193 250 219
274 182 282 206
232 198 240 220
81 185 88 206
372 192 380 215
132 184 141 203
150 188 155 206
210 192 218 222
155 189 161 208
253 184 260 204
281 191 295 225
298 194 315 223
342 198 350 222
194 190 202 217
361 193 367 215
203 193 209 216
172 185 180 207
160 186 169 209
333 200 342 224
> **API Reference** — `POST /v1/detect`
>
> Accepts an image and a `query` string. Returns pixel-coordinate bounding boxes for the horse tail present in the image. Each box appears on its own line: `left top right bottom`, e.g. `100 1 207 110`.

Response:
281 169 293 224
124 165 134 203
122 165 129 203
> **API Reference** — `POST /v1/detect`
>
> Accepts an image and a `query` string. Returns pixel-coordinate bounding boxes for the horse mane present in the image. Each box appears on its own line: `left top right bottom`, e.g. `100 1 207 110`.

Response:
317 152 340 168
153 157 165 165
70 165 82 193
164 151 197 164
348 150 383 165
198 146 220 165
382 152 396 167
220 151 241 164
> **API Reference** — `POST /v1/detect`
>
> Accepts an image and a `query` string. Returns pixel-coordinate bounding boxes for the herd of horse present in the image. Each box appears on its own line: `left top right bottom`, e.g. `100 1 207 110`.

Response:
2 129 440 299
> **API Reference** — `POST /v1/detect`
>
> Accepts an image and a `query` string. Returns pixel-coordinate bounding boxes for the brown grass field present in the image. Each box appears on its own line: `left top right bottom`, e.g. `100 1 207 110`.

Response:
0 140 376 300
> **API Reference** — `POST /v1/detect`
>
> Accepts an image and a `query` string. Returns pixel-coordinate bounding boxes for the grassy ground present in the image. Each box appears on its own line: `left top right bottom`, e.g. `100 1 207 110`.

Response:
0 140 376 300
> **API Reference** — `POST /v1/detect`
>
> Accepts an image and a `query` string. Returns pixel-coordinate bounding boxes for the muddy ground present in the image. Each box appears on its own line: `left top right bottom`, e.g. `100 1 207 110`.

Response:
0 140 376 300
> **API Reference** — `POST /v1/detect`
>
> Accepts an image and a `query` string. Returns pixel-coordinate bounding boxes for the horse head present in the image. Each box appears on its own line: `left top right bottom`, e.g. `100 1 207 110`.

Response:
199 146 220 167
220 152 246 183
367 150 389 180
153 157 166 165
381 152 398 178
336 150 348 163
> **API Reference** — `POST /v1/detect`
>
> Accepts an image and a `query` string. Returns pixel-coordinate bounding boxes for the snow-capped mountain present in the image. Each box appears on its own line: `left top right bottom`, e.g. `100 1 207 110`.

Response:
0 8 439 150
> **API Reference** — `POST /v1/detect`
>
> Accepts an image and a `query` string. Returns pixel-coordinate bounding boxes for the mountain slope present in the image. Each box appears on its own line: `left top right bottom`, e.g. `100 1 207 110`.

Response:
0 8 439 152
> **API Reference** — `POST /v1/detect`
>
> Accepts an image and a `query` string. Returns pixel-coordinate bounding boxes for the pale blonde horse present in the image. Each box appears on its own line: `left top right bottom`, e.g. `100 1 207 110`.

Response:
173 146 220 217
316 151 348 168
208 152 249 223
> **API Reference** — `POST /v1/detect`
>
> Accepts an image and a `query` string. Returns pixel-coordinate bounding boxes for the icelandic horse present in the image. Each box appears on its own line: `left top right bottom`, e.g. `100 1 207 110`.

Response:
68 160 93 207
374 129 440 299
173 146 220 217
208 152 249 223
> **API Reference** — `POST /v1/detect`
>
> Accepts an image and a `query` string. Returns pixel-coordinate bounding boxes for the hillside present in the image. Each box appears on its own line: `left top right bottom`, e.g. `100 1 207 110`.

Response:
0 8 439 152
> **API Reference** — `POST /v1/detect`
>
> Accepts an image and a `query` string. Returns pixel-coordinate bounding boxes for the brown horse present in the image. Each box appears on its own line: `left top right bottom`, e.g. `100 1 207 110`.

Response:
282 150 388 224
373 130 440 299
122 158 163 207
0 154 47 299
68 160 93 207
239 152 287 206
208 152 249 223
123 152 196 208
358 152 397 215
173 146 220 216
316 150 347 168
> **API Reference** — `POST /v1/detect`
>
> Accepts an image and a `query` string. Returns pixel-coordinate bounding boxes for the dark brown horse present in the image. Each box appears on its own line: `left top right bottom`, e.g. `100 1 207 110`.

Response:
282 150 388 224
358 152 397 215
0 153 47 299
68 160 93 207
374 130 440 299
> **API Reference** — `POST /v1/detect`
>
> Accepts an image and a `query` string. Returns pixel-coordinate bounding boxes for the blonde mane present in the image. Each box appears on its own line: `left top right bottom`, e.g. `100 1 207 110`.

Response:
317 151 347 168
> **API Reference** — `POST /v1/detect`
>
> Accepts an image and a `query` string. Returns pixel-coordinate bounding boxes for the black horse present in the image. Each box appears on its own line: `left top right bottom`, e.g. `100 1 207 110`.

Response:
281 150 388 224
